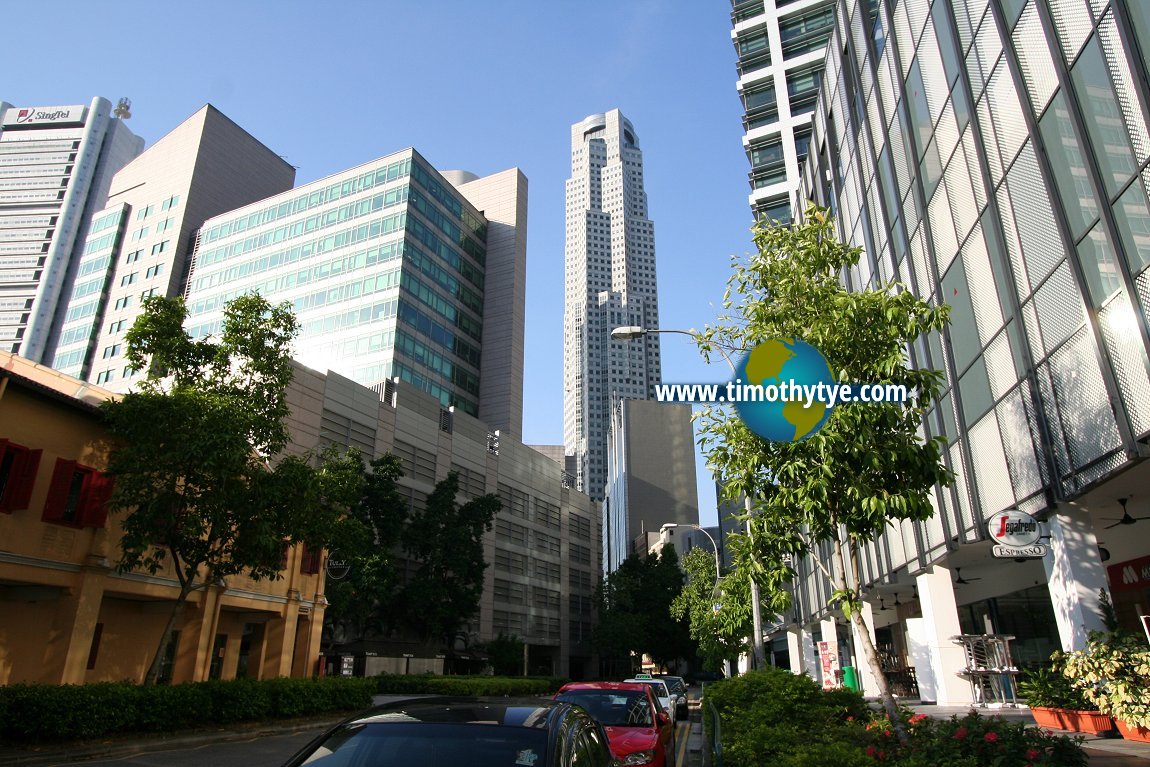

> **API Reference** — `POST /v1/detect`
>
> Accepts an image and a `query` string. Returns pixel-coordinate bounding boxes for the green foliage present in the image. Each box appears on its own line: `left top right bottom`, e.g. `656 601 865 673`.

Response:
101 295 365 683
670 546 749 669
704 667 868 767
0 677 375 743
1017 655 1094 710
863 710 1088 767
594 549 695 667
695 205 952 720
483 634 526 676
373 674 565 696
398 472 500 643
703 671 1087 767
1062 629 1150 727
323 454 408 640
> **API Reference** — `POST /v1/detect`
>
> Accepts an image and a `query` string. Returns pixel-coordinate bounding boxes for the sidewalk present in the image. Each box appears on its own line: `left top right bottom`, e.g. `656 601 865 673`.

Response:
908 704 1150 765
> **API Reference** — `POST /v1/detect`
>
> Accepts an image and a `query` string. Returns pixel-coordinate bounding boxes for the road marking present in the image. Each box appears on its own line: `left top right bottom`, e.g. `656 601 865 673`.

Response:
675 718 689 767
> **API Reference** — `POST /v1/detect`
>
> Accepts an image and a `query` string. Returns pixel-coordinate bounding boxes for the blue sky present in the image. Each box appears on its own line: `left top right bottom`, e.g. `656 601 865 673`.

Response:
7 1 763 525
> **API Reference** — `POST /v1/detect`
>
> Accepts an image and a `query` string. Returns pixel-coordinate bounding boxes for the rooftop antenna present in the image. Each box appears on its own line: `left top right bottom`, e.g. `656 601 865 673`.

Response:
114 98 132 119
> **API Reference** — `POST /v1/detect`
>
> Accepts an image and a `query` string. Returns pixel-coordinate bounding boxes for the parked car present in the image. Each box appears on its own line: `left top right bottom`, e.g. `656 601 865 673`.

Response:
280 696 617 767
654 675 689 720
555 682 674 767
623 675 676 725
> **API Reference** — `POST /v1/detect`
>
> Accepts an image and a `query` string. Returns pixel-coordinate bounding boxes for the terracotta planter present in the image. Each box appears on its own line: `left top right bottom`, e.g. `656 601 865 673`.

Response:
1116 719 1150 742
1029 707 1115 734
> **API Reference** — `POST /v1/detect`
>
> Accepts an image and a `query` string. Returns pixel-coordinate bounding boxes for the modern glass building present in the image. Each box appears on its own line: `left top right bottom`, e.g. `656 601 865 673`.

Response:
52 105 295 386
782 0 1150 704
563 110 662 501
731 0 837 223
0 98 142 362
184 150 527 435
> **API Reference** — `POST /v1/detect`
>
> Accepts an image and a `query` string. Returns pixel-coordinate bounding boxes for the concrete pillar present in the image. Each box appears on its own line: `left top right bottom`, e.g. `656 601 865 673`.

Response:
915 565 974 705
1043 503 1108 651
800 626 819 678
850 601 881 696
189 584 225 682
262 600 301 679
48 566 107 684
786 626 803 674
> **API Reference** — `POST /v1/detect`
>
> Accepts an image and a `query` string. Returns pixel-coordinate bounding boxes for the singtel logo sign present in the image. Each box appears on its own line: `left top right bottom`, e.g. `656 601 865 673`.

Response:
4 105 84 127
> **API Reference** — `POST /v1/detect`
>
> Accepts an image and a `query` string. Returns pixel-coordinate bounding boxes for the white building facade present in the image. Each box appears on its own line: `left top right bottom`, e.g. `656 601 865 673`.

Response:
563 110 662 501
0 98 142 361
731 0 837 223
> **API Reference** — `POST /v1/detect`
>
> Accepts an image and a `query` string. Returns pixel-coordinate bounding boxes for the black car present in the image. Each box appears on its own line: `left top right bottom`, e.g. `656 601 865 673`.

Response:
281 696 619 767
654 675 689 720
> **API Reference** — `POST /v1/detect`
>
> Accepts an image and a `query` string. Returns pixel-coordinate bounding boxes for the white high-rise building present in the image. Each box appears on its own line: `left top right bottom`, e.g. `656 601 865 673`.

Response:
731 0 836 223
563 110 661 501
0 98 143 361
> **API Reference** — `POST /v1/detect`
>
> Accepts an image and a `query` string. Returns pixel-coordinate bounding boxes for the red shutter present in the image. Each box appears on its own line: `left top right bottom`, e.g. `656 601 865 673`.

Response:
7 448 42 512
0 439 11 513
300 545 322 574
82 472 115 528
42 458 78 522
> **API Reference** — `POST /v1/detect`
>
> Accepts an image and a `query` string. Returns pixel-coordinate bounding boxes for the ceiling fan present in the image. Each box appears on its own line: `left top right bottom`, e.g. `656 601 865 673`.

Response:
1103 498 1150 530
954 568 982 585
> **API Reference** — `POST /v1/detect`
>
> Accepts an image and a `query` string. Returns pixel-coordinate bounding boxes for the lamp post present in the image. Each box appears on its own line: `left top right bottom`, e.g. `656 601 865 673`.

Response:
660 523 722 585
614 325 767 670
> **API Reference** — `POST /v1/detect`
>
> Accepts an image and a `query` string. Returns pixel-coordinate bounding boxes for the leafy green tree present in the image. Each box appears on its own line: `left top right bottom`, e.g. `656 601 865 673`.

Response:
322 454 408 643
696 206 952 731
398 472 500 644
671 545 748 671
595 550 695 670
101 295 364 685
483 633 526 676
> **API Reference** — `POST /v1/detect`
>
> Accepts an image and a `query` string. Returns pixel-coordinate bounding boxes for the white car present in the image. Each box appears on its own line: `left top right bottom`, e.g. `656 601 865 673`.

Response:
624 676 676 724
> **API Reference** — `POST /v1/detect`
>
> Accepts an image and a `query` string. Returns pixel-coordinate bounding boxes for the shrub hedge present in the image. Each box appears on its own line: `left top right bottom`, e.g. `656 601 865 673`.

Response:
0 676 376 743
0 674 566 744
373 674 566 696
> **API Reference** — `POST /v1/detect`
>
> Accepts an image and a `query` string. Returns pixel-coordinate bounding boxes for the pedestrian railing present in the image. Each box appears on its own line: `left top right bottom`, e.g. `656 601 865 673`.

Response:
704 698 723 767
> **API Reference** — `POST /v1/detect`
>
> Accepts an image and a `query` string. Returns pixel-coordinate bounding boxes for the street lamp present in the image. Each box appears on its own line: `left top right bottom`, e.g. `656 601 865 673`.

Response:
616 325 767 670
660 523 722 585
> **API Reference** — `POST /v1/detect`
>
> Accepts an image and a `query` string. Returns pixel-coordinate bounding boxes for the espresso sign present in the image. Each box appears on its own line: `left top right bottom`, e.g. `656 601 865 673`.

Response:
987 509 1046 558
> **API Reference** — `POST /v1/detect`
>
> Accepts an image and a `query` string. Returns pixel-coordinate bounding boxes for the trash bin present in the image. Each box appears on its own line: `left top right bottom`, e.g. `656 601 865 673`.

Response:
842 665 861 692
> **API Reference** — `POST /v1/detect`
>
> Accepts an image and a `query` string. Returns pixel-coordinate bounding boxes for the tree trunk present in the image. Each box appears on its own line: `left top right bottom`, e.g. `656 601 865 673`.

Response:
830 537 908 743
144 579 196 685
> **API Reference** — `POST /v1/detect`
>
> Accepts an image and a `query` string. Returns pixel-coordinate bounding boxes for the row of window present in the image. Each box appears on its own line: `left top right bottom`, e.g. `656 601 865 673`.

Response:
0 441 113 527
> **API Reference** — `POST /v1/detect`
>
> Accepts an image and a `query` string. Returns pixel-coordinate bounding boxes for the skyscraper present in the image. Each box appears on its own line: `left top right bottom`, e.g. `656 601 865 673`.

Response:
563 110 662 500
52 105 296 387
731 0 836 223
0 97 143 361
183 149 527 436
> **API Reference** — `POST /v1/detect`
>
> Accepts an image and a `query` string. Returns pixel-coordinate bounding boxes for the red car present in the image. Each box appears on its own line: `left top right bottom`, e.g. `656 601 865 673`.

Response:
555 681 675 767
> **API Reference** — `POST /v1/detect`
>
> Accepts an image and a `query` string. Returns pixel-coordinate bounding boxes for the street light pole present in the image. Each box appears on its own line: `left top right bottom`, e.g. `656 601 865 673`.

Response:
659 523 722 585
618 325 767 671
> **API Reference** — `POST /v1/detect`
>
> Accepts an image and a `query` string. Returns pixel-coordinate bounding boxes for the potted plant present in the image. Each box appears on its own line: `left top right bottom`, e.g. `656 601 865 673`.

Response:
1018 657 1114 734
1060 590 1150 742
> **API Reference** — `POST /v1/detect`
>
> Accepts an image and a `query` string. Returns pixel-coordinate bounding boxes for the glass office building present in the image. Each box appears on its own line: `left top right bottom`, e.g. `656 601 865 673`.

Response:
185 149 526 428
731 0 837 222
785 0 1150 703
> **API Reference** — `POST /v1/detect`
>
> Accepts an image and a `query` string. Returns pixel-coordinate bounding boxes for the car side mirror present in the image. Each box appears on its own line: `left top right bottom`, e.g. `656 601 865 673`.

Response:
658 711 670 726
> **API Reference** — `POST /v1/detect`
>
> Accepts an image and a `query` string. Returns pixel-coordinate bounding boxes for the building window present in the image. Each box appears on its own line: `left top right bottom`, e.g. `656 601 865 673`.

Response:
114 296 132 310
125 250 142 264
120 272 137 287
95 370 115 385
41 458 114 528
146 263 165 279
0 440 42 513
150 241 168 256
161 194 180 211
102 344 121 359
300 546 322 574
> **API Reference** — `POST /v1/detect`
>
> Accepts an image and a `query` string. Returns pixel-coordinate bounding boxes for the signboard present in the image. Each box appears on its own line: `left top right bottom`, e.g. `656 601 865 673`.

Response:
1108 554 1150 594
325 552 351 580
2 105 86 128
817 640 840 690
987 509 1046 559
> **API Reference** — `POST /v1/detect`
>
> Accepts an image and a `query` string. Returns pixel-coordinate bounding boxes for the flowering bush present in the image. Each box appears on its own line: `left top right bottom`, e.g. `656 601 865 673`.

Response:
859 710 1087 767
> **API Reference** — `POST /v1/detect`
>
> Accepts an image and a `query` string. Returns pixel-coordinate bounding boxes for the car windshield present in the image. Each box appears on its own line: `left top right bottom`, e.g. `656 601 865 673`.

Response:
635 681 667 698
660 678 686 695
299 722 549 767
556 690 654 727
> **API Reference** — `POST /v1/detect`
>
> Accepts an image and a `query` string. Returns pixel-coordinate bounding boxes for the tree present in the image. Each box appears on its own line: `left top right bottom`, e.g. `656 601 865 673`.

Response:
101 294 364 685
322 454 408 644
670 544 749 671
594 550 695 670
483 634 525 676
397 472 500 645
695 205 952 733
